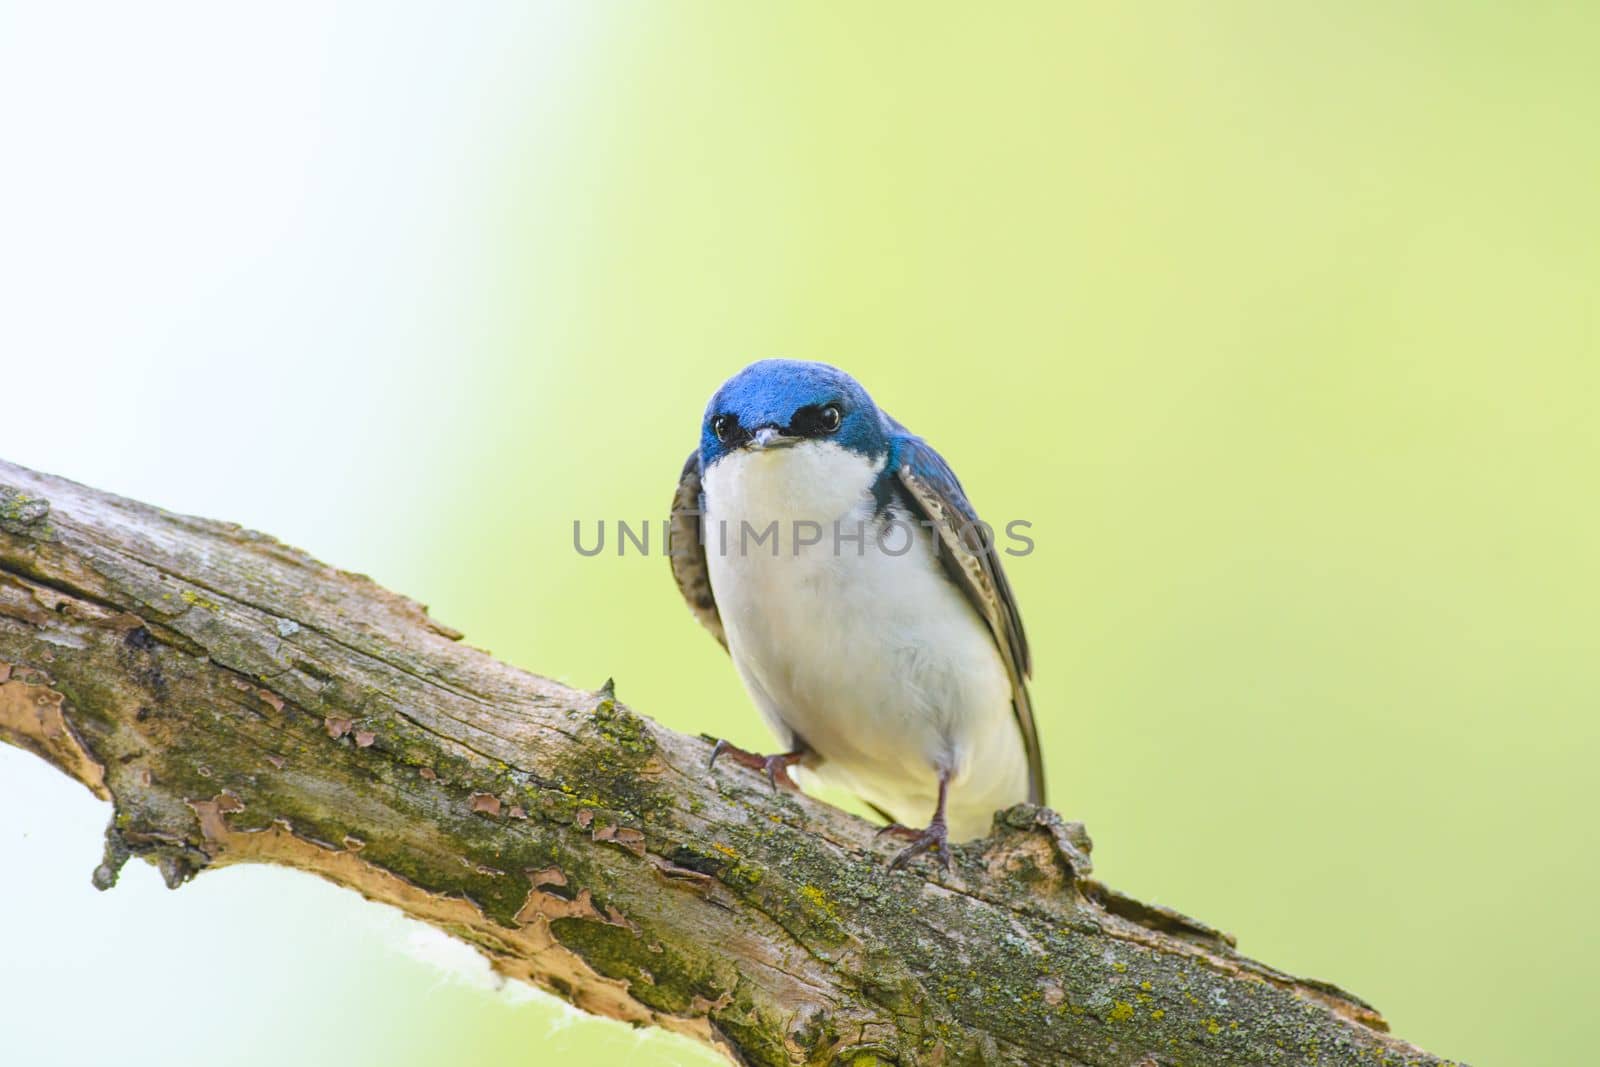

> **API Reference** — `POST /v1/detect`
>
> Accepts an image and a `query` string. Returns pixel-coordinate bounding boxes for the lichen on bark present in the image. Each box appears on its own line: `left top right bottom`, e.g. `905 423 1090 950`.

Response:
0 459 1462 1067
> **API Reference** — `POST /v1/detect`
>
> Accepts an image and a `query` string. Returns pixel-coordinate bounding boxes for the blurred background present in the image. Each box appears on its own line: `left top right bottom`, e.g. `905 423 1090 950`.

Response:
2 3 1596 1064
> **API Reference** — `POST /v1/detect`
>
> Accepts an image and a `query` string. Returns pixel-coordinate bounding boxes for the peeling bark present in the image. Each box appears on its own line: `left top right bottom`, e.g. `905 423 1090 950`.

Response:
0 461 1462 1066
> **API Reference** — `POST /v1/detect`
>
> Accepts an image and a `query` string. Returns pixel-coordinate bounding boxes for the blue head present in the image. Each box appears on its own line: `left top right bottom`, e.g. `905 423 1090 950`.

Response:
700 359 891 468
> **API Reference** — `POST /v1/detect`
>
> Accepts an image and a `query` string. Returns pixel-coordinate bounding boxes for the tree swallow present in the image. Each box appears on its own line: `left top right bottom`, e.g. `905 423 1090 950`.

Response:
670 359 1043 869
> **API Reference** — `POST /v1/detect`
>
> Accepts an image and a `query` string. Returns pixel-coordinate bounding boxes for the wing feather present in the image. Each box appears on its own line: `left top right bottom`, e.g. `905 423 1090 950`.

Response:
669 449 727 649
893 433 1044 805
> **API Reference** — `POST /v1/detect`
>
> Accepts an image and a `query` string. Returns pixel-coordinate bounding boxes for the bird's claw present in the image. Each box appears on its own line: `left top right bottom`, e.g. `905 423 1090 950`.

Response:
885 820 951 872
707 739 803 792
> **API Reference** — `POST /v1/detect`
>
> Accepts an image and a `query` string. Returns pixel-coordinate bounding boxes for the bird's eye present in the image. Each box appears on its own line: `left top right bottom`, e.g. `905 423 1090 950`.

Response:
712 415 734 442
819 404 842 432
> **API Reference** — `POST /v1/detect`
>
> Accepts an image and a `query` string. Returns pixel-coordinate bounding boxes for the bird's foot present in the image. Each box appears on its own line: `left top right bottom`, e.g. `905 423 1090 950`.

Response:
707 739 803 792
879 819 951 872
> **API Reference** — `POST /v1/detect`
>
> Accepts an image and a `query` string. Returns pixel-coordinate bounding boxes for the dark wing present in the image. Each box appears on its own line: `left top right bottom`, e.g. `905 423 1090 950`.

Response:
669 449 727 649
893 432 1044 804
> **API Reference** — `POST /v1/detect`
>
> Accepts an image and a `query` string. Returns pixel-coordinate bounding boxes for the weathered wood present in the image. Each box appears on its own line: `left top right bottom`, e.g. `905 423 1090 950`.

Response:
0 459 1460 1066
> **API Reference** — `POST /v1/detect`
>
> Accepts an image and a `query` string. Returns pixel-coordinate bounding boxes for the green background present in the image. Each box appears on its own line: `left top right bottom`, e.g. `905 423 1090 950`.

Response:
3 4 1597 1065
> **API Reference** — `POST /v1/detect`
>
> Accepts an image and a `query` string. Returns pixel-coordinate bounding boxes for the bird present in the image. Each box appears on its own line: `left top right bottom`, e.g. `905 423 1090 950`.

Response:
669 358 1043 869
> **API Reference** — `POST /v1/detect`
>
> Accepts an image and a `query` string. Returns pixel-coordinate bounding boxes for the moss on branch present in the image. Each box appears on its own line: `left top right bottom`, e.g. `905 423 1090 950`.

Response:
0 459 1461 1067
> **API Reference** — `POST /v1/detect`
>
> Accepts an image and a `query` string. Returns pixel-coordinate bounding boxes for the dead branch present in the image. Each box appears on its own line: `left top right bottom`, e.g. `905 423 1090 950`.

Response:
0 459 1459 1066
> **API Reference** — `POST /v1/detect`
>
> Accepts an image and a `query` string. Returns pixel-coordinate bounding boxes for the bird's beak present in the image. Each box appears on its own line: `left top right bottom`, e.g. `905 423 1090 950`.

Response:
749 426 802 450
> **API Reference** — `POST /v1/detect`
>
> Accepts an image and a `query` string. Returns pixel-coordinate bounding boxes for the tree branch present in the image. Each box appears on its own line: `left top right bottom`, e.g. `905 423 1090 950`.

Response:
0 459 1458 1066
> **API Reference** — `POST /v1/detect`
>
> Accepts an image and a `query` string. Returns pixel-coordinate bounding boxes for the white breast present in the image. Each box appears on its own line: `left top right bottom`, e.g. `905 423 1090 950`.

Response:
701 441 1028 840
